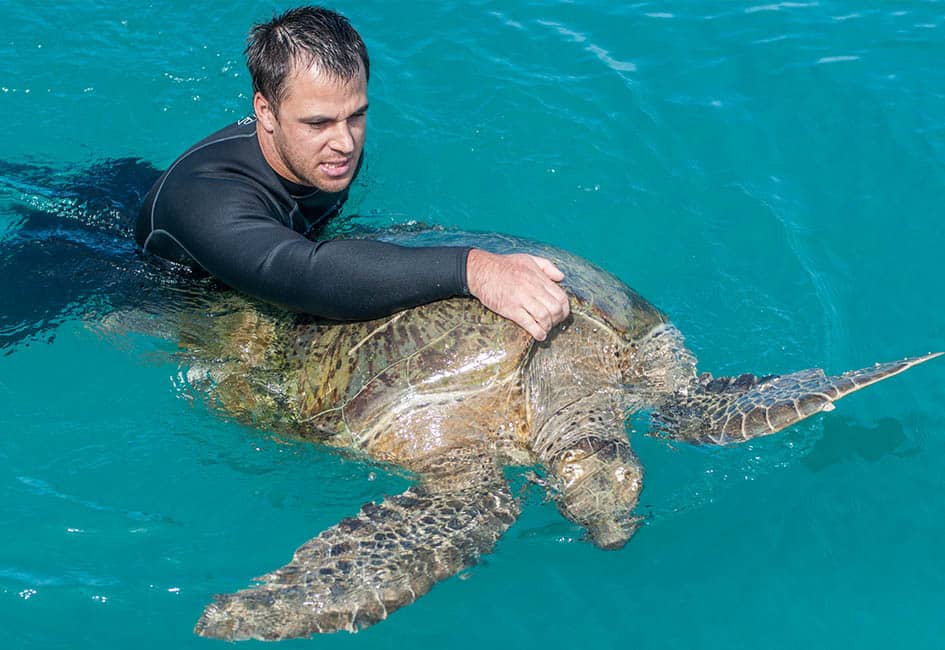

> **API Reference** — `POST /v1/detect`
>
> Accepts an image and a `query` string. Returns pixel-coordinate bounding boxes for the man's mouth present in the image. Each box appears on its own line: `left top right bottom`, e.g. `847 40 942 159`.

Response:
320 159 351 177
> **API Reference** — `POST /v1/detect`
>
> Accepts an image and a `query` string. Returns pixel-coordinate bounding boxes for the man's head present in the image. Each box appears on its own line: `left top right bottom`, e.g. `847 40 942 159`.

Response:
247 6 369 192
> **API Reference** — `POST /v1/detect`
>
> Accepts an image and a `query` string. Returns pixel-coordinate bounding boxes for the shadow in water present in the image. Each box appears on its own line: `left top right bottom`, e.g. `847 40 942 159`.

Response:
0 158 211 354
801 416 920 472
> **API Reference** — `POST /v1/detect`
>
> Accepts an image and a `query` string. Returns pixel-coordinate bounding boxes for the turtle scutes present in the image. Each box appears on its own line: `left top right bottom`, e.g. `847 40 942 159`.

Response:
177 230 940 640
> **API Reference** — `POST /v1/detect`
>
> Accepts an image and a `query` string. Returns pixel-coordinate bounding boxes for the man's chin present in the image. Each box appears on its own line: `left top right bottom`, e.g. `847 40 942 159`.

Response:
306 174 353 194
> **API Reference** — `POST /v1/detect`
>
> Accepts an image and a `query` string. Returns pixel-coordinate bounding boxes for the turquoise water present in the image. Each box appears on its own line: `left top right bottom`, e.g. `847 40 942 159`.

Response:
2 1 944 648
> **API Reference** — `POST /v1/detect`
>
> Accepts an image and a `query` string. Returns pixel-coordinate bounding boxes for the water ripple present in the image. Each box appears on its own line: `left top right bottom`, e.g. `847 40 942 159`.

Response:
16 476 172 524
536 19 637 77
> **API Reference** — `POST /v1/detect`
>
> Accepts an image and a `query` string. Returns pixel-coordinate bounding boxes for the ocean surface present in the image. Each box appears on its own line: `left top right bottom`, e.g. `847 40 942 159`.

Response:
2 1 944 648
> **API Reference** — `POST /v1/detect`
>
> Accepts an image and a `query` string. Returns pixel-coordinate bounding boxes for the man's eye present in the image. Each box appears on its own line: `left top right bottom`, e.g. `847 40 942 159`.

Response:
309 121 329 129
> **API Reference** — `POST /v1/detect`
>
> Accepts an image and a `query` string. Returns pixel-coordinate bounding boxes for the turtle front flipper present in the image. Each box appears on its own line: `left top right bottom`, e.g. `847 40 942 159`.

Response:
194 444 518 640
652 353 941 445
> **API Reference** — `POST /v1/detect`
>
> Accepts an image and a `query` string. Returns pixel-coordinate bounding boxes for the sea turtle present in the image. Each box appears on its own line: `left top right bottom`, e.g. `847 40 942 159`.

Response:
178 230 938 640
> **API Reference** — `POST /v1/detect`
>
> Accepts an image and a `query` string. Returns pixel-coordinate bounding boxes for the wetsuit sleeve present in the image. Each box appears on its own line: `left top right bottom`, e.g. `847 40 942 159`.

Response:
148 178 469 320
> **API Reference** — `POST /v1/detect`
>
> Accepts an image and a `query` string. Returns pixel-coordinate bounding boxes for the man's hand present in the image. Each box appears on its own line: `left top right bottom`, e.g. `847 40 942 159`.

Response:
466 249 570 341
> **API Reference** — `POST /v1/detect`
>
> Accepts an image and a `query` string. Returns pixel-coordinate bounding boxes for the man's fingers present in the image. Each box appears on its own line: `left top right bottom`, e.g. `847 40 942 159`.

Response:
512 306 548 341
532 284 570 328
523 297 554 335
527 256 570 321
541 280 570 319
528 255 565 282
510 264 569 339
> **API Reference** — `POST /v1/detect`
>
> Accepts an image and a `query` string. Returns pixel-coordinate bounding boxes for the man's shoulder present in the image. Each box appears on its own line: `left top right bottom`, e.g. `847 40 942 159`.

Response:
157 115 280 202
175 116 260 167
136 115 290 257
144 115 282 225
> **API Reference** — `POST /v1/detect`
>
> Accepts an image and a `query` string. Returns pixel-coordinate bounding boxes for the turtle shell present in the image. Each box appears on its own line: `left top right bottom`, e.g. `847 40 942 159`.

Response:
179 229 667 459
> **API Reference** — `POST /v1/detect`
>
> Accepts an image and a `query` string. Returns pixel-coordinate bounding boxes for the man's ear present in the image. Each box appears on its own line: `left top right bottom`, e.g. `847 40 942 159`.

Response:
254 92 277 133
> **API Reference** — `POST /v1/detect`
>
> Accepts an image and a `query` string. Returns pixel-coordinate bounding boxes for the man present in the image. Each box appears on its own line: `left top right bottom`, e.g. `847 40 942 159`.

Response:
135 6 568 340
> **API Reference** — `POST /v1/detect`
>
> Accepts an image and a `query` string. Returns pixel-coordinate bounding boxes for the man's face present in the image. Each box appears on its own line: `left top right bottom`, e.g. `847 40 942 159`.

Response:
255 62 368 193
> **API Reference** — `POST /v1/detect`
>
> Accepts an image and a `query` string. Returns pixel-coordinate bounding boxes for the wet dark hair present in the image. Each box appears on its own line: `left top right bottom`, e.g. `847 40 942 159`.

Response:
245 6 370 112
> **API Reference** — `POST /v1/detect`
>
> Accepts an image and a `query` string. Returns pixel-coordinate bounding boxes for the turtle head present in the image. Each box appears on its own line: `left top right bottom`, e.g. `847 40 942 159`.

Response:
552 437 644 550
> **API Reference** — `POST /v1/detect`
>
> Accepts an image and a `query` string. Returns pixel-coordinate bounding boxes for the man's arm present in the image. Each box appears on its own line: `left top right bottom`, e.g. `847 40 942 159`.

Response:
143 182 467 319
144 178 569 335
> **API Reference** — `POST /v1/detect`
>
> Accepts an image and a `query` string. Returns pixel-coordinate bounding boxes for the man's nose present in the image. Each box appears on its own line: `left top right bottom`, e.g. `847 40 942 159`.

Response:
328 121 355 154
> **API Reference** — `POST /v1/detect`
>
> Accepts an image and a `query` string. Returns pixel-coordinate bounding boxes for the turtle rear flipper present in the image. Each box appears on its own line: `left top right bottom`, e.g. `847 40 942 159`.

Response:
652 353 941 445
195 445 518 640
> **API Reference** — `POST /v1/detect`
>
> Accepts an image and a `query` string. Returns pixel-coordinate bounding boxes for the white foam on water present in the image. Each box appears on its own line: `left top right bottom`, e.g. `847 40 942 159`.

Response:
816 55 861 64
746 2 819 14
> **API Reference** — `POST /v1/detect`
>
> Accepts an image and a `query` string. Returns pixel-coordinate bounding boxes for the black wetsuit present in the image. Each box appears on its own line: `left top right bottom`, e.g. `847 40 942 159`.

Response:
135 116 470 320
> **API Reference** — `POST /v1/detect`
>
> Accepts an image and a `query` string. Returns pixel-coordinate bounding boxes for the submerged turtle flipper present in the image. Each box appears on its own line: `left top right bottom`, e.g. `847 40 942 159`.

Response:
195 445 518 640
652 353 941 445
